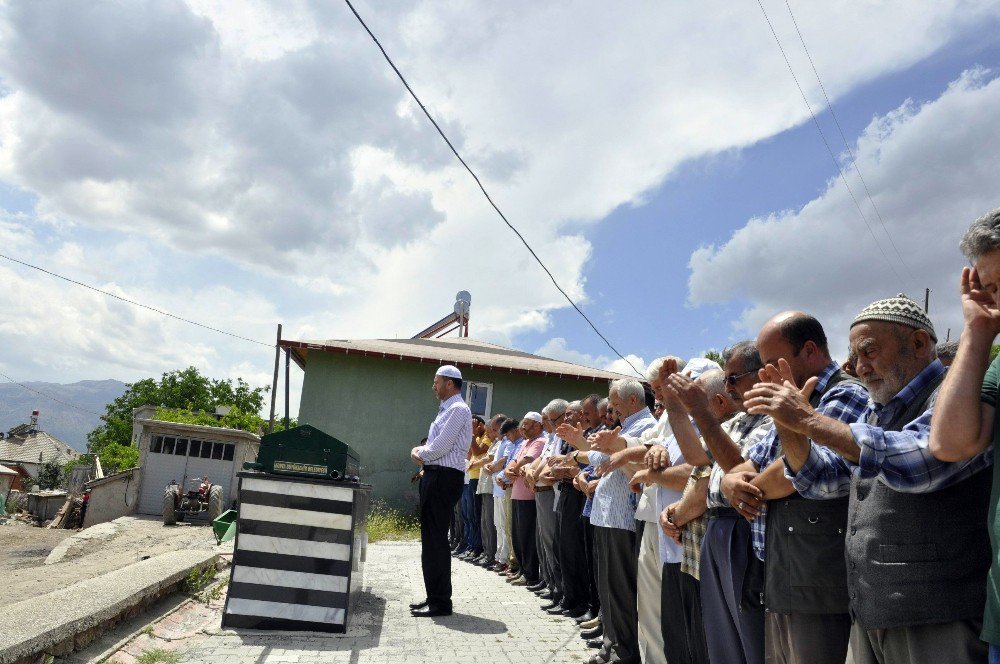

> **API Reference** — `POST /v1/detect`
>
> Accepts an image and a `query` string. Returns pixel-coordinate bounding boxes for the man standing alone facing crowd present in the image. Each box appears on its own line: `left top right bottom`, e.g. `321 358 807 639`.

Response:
409 365 473 617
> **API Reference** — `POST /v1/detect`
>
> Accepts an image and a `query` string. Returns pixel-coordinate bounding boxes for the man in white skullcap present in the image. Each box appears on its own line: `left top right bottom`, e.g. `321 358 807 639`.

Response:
409 365 473 617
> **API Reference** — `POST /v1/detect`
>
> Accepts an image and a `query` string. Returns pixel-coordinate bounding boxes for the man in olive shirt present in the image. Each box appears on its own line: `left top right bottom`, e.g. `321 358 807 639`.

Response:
929 207 1000 658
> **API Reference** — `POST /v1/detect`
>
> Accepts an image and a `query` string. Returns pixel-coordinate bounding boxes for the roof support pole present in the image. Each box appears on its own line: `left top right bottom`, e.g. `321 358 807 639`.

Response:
284 346 291 431
268 324 282 434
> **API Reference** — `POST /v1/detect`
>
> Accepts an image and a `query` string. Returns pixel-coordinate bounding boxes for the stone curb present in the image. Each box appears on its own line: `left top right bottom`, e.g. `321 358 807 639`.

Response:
0 549 218 664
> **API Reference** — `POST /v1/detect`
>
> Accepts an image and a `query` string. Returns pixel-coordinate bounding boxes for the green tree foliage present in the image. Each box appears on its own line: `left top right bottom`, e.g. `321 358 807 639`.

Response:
703 350 724 366
87 367 268 466
151 406 293 435
991 345 1000 363
36 459 63 490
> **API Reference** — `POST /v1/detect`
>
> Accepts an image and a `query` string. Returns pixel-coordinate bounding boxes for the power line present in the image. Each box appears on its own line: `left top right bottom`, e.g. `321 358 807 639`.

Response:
754 0 907 287
0 253 273 349
782 0 915 281
343 0 643 377
0 371 105 418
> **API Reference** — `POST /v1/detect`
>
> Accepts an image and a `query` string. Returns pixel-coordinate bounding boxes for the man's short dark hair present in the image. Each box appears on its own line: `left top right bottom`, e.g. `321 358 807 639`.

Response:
582 394 601 408
500 420 519 436
778 314 829 355
722 340 763 373
472 415 485 425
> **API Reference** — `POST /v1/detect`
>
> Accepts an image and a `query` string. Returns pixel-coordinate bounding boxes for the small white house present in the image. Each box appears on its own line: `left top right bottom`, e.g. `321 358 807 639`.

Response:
133 416 260 516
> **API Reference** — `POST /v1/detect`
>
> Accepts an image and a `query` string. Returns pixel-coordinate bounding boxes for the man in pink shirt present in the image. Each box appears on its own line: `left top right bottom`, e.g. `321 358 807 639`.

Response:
506 412 547 587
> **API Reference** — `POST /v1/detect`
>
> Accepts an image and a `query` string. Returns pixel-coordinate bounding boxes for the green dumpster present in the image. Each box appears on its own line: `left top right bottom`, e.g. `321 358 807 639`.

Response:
211 509 238 545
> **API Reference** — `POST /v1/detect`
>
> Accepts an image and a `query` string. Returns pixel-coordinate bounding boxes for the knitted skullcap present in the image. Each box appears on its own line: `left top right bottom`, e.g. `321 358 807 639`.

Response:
851 294 937 341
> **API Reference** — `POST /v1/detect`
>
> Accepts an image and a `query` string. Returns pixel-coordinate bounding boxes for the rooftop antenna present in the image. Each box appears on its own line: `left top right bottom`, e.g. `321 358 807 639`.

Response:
412 291 472 339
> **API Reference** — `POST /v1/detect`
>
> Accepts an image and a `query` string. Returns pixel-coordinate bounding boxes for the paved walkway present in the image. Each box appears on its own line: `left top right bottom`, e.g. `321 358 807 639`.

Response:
96 542 592 664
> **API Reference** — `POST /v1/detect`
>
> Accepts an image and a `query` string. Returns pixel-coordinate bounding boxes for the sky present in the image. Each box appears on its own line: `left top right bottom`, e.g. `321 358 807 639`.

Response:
0 0 999 418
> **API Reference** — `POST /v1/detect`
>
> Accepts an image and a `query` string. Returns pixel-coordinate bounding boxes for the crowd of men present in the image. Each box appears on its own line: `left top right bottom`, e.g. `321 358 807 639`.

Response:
411 208 1000 664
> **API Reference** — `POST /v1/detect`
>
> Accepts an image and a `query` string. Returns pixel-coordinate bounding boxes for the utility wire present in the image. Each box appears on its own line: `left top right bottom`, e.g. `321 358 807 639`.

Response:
754 0 906 286
343 0 643 378
0 371 105 418
782 0 915 281
0 253 273 349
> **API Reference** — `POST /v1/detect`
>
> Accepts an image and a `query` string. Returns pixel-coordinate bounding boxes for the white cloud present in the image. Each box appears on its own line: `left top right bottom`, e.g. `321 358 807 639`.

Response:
688 68 1000 353
535 337 647 377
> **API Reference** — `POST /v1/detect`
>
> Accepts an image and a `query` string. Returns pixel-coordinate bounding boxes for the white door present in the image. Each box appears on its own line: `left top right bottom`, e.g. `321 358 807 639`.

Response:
138 434 236 515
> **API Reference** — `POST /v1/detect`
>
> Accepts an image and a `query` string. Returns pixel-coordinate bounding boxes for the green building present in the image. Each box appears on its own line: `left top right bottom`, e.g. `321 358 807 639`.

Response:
282 336 630 508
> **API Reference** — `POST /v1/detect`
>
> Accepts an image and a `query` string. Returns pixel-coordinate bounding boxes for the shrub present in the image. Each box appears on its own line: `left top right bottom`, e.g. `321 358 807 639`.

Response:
366 500 420 542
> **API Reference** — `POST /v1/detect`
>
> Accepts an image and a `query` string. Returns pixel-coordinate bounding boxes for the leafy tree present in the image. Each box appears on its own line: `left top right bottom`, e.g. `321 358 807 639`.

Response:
37 460 63 490
703 350 724 366
151 406 293 436
87 367 268 465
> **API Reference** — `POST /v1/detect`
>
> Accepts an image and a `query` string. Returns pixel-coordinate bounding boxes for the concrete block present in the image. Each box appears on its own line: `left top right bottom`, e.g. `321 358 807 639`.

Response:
0 549 217 664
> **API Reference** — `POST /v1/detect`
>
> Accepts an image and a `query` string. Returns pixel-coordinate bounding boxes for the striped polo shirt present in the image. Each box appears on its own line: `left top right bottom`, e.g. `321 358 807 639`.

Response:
588 407 657 531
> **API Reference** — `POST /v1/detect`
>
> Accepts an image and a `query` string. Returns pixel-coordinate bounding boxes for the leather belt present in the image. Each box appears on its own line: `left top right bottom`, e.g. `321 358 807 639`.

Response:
708 506 739 519
424 465 462 473
533 486 554 493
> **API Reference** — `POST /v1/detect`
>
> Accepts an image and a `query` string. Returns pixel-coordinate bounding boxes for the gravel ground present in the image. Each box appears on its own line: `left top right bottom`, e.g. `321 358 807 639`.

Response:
1 515 218 604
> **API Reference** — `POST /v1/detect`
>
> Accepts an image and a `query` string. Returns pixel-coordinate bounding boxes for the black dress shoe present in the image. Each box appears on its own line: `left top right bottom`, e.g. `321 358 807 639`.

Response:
537 590 554 599
526 581 546 592
575 611 596 624
546 605 568 615
586 638 604 649
581 626 603 639
540 597 563 611
411 605 452 618
562 606 588 619
408 599 428 610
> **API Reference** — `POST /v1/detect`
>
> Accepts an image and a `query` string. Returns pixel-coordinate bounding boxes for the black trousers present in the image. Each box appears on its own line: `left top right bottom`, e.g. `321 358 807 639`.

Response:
449 500 464 551
511 499 539 584
419 466 465 608
662 563 710 664
583 518 601 615
481 493 496 562
556 485 589 609
596 525 639 664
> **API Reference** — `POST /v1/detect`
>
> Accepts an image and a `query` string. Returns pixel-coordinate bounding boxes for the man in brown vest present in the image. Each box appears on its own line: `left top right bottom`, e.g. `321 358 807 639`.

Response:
745 294 992 664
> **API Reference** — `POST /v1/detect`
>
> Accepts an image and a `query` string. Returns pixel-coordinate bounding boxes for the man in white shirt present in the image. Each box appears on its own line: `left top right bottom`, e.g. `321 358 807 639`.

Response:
409 365 472 617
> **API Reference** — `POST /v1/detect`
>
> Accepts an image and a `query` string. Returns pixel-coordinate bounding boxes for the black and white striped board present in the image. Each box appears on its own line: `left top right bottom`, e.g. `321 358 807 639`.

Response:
222 473 370 633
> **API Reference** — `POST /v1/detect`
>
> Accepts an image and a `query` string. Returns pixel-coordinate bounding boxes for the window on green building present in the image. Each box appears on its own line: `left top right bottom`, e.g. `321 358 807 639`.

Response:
463 381 493 418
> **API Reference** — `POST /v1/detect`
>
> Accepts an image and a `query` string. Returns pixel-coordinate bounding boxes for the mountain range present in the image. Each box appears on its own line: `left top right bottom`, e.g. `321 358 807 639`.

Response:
0 379 127 452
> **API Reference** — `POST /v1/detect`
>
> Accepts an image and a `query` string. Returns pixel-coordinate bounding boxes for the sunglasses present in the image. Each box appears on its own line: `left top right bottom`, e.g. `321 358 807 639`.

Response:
724 369 757 386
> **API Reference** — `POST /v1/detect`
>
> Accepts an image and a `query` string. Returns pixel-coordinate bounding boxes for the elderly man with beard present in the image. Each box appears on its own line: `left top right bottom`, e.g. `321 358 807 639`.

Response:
747 294 992 663
721 313 870 664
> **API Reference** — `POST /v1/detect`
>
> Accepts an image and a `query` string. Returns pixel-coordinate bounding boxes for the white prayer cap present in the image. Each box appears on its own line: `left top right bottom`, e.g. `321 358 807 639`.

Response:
684 357 723 380
523 411 544 424
436 365 462 380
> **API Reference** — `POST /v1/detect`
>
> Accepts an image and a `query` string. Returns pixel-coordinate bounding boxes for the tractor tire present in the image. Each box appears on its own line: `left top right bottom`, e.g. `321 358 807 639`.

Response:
207 485 224 522
163 487 177 525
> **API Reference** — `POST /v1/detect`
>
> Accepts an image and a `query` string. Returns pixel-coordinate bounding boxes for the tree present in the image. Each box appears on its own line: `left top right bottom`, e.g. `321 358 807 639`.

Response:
87 367 268 467
37 460 63 490
703 350 724 366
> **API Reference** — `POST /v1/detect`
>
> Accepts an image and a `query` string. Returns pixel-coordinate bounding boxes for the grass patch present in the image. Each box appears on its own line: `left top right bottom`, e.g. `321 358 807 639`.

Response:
366 500 420 543
136 648 180 664
181 565 217 596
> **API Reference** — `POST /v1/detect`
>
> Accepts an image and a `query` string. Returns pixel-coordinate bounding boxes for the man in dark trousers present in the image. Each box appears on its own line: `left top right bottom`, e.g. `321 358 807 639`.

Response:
409 365 473 617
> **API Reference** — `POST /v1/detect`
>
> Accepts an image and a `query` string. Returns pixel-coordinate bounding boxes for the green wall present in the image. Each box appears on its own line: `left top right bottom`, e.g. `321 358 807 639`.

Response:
297 351 610 509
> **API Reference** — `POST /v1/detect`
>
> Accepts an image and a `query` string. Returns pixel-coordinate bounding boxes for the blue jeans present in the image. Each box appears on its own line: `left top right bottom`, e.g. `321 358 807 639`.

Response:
461 479 482 553
989 642 1000 664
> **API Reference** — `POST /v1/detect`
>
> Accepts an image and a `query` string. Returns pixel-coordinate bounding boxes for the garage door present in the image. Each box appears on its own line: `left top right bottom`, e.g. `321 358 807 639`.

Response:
138 434 237 515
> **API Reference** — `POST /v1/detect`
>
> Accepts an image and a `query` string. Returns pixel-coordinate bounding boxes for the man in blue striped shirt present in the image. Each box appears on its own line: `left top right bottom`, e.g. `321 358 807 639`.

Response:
409 365 472 618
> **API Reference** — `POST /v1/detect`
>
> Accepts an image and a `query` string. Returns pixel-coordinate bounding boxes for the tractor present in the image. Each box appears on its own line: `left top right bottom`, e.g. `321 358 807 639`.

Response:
163 476 224 525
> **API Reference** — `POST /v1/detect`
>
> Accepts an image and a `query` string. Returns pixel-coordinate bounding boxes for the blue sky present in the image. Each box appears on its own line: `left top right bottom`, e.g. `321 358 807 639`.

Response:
525 26 1000 368
0 1 998 415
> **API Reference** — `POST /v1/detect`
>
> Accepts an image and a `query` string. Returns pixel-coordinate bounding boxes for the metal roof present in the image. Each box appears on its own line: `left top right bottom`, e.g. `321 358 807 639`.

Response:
279 336 634 382
0 430 79 466
0 463 17 476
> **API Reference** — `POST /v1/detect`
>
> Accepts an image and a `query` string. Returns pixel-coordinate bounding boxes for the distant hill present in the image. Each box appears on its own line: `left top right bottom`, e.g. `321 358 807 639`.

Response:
0 379 127 452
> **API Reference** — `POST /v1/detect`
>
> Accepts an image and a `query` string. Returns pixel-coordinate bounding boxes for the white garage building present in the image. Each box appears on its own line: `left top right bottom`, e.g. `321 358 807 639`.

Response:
133 413 260 516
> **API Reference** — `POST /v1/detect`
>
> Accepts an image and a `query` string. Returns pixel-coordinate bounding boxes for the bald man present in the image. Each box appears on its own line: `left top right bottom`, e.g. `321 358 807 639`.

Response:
721 312 870 664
